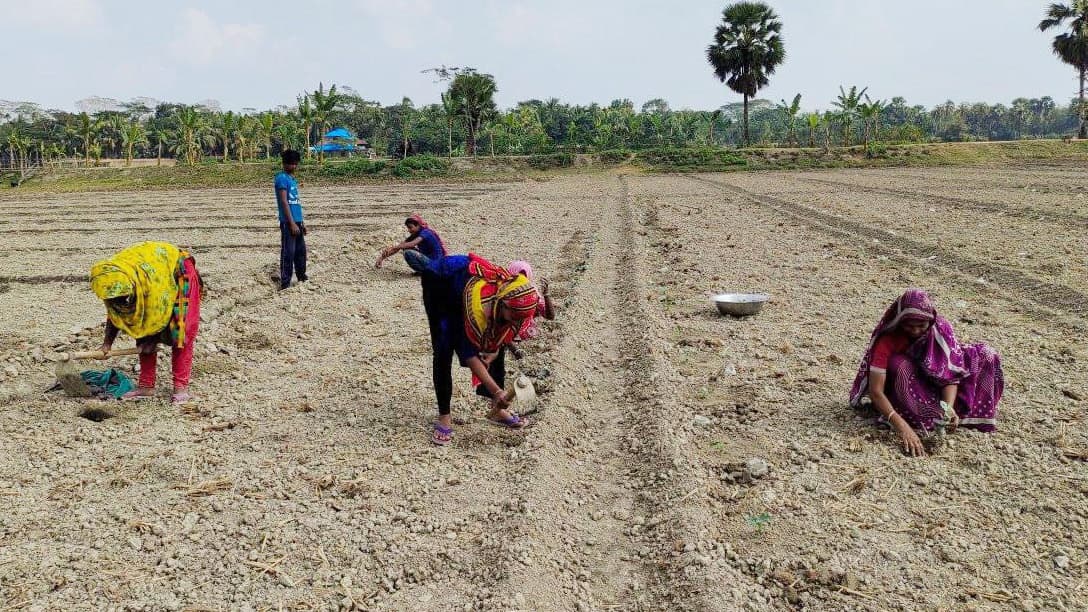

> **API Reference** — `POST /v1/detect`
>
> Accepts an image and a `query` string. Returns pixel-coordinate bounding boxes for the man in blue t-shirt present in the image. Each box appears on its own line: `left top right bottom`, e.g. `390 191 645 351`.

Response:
275 150 307 290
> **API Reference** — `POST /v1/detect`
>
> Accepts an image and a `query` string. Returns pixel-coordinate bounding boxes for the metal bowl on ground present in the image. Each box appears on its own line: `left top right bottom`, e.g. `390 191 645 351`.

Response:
713 293 770 317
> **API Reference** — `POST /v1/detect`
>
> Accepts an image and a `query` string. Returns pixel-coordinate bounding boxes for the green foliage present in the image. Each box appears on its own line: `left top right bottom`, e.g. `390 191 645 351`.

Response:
865 142 890 159
392 154 449 177
635 147 747 172
526 152 574 169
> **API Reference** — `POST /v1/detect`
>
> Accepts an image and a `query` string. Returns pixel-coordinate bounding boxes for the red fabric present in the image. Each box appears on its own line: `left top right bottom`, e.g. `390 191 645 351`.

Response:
870 330 911 370
137 259 201 390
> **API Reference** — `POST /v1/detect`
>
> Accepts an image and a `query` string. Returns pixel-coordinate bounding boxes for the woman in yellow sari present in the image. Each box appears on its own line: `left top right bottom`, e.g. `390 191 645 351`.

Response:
91 242 203 404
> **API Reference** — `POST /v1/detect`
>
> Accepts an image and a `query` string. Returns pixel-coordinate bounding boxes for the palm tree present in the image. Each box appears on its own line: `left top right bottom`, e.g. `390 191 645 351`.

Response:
805 112 821 147
1040 2 1088 138
777 93 802 147
259 112 275 159
440 92 456 157
707 109 724 146
7 128 30 172
121 121 146 166
832 85 868 146
213 111 237 162
75 112 96 165
172 107 209 166
311 83 341 162
857 95 886 147
706 2 786 146
149 127 169 166
296 95 314 158
446 71 498 156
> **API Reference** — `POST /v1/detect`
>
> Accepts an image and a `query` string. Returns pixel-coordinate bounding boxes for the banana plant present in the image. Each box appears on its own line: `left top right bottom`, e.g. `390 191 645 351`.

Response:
832 85 868 146
777 93 802 147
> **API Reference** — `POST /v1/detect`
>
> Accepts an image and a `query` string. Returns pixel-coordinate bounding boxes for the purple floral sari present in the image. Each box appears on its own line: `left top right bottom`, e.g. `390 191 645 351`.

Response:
850 289 1004 432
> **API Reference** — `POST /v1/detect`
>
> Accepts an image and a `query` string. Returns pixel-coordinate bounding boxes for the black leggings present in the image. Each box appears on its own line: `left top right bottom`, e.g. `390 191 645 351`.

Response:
422 278 455 415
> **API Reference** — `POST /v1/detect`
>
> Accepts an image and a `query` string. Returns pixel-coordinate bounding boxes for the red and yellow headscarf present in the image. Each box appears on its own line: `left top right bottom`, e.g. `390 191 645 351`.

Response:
462 254 539 352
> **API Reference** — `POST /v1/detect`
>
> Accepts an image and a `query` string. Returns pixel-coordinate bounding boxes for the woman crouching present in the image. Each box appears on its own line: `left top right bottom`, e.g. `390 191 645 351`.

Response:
850 289 1004 457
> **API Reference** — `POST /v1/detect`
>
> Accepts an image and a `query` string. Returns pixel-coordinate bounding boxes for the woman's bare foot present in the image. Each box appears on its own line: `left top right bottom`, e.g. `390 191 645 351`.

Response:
121 387 155 401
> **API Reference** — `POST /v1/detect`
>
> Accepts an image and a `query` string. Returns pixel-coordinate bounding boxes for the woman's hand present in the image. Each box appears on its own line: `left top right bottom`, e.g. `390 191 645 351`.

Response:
539 278 549 297
947 411 960 432
98 342 112 358
493 389 513 411
374 253 386 269
480 352 497 367
895 421 927 457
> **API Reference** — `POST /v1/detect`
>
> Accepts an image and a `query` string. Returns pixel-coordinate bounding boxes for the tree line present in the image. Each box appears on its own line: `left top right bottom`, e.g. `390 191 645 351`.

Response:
3 89 1083 169
3 0 1088 168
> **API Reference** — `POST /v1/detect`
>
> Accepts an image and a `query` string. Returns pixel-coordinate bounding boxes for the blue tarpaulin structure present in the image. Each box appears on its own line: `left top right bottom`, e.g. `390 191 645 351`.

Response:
310 128 366 154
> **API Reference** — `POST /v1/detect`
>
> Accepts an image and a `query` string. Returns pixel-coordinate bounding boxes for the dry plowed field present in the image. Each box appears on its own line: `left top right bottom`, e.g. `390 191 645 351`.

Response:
1 167 1085 611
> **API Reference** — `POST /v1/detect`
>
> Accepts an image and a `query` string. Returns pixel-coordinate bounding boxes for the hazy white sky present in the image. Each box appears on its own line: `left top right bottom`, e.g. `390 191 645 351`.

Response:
2 0 1078 112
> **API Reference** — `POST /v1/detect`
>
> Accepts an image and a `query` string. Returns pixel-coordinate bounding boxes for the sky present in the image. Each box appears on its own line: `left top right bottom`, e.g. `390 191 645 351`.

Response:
1 0 1080 113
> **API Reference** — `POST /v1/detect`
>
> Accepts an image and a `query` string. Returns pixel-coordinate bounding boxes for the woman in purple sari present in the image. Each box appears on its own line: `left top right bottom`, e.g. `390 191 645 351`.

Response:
850 289 1004 456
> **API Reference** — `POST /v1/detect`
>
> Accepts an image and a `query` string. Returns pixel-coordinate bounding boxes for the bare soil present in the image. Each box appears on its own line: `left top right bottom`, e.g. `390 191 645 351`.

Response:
0 167 1085 611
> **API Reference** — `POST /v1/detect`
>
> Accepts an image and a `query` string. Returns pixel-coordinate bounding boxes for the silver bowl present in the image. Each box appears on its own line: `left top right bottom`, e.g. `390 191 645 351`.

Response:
713 293 770 317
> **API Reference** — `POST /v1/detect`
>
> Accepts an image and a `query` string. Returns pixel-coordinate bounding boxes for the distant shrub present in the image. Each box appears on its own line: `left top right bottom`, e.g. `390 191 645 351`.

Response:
865 142 890 159
393 154 449 177
635 148 747 172
526 153 574 169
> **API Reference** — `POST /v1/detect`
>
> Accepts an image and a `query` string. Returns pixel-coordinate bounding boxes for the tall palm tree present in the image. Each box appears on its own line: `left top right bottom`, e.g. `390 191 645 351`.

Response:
149 127 169 166
172 106 209 166
311 83 341 162
296 95 315 158
440 92 456 157
259 112 275 159
75 112 97 165
832 85 868 146
121 121 146 166
1040 2 1088 138
706 2 786 146
446 71 498 156
214 111 237 162
857 95 886 147
777 93 802 146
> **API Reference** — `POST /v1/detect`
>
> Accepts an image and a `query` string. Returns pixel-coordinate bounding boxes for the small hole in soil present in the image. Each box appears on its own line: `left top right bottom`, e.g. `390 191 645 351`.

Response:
79 407 114 422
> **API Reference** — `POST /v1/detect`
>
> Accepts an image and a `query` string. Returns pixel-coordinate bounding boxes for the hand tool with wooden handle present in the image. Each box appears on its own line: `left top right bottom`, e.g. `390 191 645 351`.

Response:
57 347 142 362
55 346 150 398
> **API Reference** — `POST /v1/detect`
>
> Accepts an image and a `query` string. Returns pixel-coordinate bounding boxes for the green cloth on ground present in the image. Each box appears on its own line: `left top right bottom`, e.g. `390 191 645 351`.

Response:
81 368 134 399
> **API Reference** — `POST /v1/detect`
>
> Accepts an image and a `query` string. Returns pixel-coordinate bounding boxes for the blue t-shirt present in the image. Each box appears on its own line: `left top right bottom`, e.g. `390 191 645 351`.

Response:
274 172 303 223
413 228 445 260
